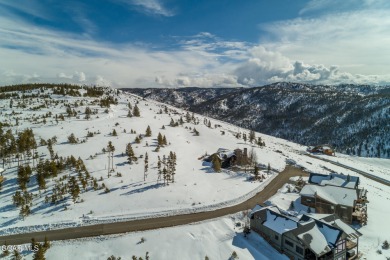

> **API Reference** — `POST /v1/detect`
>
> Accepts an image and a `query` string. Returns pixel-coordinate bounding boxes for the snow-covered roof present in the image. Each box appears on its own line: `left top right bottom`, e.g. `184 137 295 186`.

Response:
264 210 298 234
296 221 332 256
300 185 357 207
253 207 355 257
252 206 298 234
216 148 235 159
293 219 343 257
320 216 362 239
309 173 359 189
250 204 263 215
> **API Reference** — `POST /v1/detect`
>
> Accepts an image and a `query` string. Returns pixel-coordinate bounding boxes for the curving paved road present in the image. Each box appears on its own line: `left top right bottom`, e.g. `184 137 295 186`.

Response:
0 165 307 246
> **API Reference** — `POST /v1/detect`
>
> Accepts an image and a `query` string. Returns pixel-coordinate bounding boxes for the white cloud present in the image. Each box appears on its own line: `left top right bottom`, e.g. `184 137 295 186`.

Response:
300 0 390 15
155 73 243 88
259 9 390 76
115 0 175 17
0 15 240 88
0 0 52 21
234 46 390 86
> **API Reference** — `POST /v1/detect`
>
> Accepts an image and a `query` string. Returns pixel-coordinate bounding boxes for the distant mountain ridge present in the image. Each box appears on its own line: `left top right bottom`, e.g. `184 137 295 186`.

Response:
122 82 390 158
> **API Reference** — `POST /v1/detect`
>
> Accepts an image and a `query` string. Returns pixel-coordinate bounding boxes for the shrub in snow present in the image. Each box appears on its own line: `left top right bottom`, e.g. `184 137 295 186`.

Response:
230 251 238 259
383 240 389 250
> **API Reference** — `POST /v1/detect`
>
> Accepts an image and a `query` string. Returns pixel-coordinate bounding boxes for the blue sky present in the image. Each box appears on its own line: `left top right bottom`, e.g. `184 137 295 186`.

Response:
1 0 389 87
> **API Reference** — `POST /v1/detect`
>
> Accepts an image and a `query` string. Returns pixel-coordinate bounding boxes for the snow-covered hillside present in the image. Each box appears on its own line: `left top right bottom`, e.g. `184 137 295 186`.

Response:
0 85 290 234
125 83 390 158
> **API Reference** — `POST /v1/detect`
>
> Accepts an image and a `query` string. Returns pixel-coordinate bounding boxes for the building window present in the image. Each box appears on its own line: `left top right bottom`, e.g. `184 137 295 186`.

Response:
274 234 279 240
285 239 294 247
296 246 304 255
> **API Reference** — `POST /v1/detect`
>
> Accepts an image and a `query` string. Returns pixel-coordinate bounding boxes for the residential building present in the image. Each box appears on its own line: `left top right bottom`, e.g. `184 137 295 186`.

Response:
250 206 361 260
301 173 367 225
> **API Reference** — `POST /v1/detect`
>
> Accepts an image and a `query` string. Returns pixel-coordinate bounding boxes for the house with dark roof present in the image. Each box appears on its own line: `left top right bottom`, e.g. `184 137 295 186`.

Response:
308 173 359 189
301 173 367 225
308 145 335 156
204 148 248 168
250 206 361 260
300 185 357 224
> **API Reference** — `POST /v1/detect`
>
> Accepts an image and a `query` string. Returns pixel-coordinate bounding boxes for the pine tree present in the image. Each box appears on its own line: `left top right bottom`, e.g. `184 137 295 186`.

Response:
254 165 259 180
2 241 9 256
267 163 271 174
144 153 148 181
243 133 247 143
170 152 177 182
382 240 389 250
257 137 263 146
13 249 22 260
106 141 115 173
133 105 140 117
169 118 175 127
249 130 256 143
43 236 51 250
162 135 167 146
84 106 92 120
36 170 46 190
212 154 221 172
126 143 135 164
145 126 152 137
162 166 167 185
31 238 36 250
112 129 117 136
157 132 163 146
20 204 31 219
157 156 162 182
68 176 80 202
68 133 78 144
32 243 46 260
185 111 191 122
193 128 199 136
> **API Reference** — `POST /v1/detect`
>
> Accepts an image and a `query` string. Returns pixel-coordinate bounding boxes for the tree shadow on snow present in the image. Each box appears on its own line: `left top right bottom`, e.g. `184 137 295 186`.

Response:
0 203 15 214
120 183 164 196
0 216 19 228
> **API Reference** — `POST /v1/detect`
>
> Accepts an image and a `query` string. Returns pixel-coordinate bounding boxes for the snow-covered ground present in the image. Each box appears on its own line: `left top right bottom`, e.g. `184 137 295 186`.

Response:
315 153 390 180
1 213 289 260
1 88 285 234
